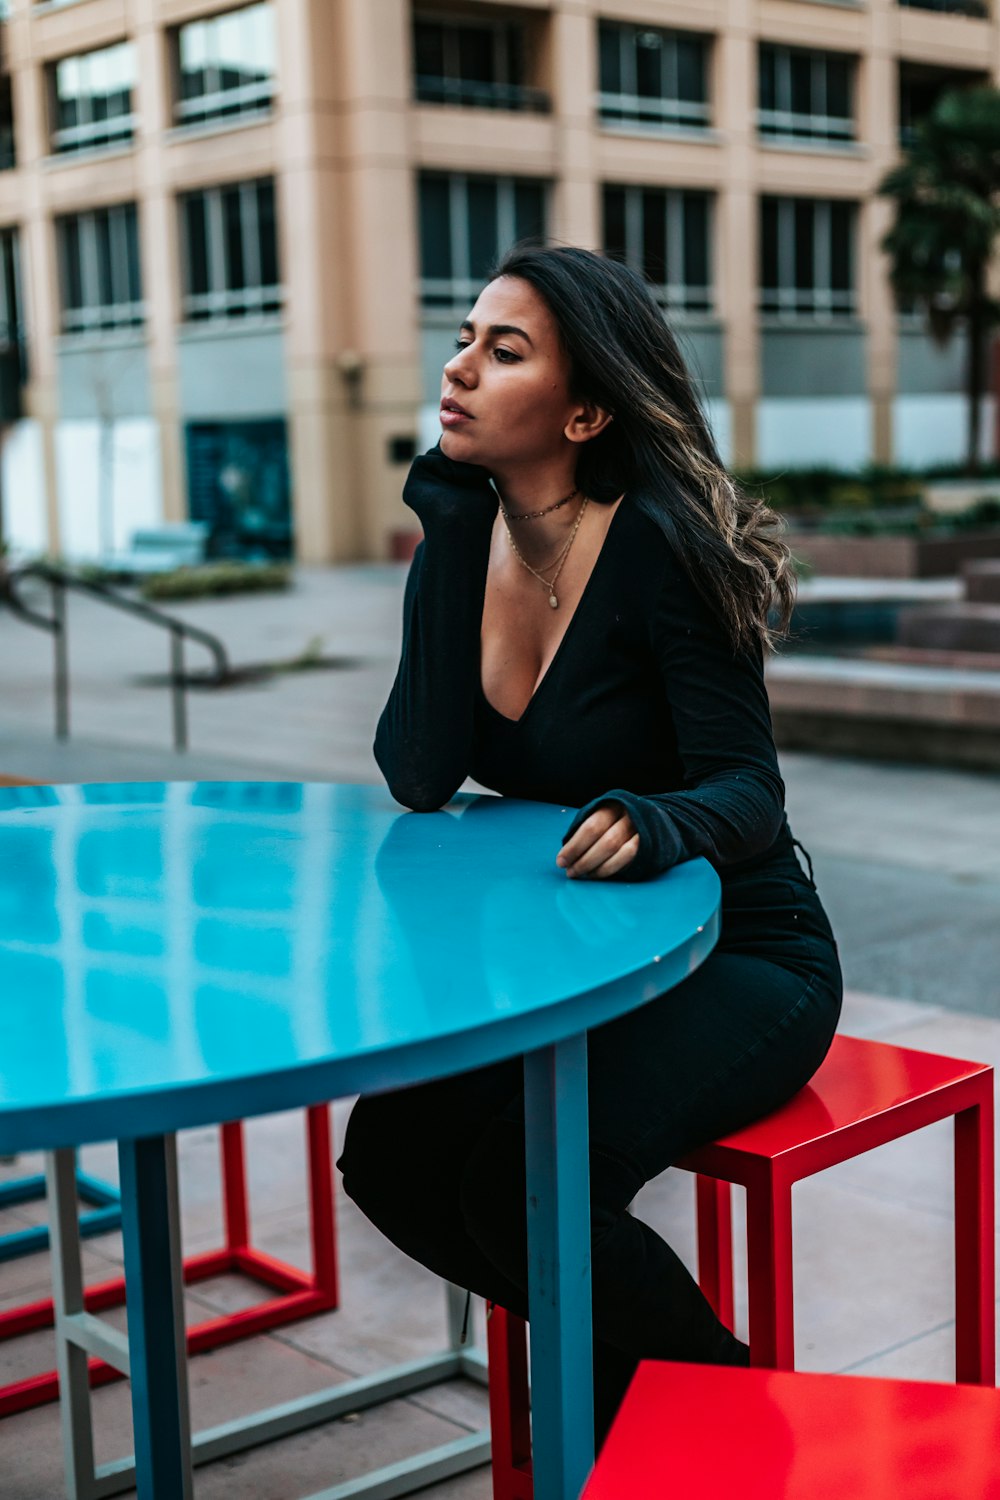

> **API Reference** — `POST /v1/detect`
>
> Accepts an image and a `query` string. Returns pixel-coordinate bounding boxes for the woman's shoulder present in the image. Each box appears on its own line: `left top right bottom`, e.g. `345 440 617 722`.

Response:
617 494 696 599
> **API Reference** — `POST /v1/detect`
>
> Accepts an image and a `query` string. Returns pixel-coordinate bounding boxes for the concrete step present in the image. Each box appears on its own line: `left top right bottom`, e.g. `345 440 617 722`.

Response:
962 559 1000 605
766 654 1000 771
896 603 1000 654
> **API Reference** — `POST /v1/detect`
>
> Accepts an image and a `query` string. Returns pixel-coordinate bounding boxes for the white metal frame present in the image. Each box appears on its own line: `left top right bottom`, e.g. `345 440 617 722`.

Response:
46 1138 492 1500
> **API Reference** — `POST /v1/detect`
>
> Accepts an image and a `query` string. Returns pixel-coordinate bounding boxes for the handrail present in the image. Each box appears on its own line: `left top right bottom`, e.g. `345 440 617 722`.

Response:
1 559 232 752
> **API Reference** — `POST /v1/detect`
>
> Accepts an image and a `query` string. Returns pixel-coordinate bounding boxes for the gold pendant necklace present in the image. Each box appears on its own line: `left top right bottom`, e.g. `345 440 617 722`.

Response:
502 496 590 608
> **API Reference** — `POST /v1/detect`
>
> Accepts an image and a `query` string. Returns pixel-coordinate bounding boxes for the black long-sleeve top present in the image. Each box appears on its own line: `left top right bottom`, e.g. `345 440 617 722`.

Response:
374 451 796 884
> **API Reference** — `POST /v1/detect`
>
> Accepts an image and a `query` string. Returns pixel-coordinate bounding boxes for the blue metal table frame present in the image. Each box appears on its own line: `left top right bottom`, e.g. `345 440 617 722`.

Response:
0 782 721 1500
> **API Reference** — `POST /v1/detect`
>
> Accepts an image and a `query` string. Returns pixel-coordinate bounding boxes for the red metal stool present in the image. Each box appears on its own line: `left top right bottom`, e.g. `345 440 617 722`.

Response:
0 1105 339 1416
487 1033 995 1500
581 1361 1000 1498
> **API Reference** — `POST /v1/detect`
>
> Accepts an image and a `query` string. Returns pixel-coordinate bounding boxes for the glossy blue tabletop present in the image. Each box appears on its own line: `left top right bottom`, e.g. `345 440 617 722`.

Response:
0 782 721 1153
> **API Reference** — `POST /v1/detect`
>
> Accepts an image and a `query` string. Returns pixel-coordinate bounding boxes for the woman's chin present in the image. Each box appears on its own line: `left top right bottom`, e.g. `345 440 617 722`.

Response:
439 429 476 460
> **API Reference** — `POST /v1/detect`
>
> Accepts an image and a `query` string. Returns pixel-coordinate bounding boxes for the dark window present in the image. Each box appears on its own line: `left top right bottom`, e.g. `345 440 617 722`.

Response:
897 0 988 14
174 3 275 129
0 227 27 399
56 204 144 333
0 76 15 170
419 174 452 282
758 44 856 143
598 22 710 130
412 15 548 112
179 177 281 322
602 184 712 313
418 172 547 308
50 43 136 154
760 195 857 318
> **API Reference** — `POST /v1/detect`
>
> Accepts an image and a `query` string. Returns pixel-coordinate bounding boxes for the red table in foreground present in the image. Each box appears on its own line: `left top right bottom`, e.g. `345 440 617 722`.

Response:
582 1361 1000 1499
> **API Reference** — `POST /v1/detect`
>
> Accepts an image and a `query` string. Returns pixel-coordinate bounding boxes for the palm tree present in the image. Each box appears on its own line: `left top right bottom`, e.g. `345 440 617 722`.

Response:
879 86 1000 474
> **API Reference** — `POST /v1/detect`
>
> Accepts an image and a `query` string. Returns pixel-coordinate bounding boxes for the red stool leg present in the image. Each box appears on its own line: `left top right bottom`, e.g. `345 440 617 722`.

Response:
695 1176 735 1331
486 1303 533 1500
954 1087 995 1385
745 1174 795 1370
221 1121 250 1250
305 1104 339 1303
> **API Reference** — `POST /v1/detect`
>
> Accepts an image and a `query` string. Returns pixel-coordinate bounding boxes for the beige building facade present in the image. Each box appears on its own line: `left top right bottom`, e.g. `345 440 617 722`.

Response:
0 0 996 565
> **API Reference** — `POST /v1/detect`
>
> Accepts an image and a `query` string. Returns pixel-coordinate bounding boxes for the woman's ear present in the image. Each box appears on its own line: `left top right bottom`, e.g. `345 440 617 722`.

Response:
564 399 614 447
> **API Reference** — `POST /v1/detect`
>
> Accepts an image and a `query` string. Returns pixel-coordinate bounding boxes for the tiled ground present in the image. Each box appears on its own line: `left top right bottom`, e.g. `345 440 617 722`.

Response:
1 989 998 1499
2 565 999 1495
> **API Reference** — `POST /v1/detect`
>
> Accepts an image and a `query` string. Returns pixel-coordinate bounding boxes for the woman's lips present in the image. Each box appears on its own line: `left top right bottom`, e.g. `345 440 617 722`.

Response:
440 405 473 427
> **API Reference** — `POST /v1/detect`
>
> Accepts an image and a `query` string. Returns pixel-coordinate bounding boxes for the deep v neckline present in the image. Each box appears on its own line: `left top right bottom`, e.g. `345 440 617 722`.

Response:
479 496 627 727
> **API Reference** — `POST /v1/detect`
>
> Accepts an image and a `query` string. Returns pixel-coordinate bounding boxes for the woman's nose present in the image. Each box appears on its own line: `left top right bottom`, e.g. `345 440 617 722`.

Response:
443 345 476 386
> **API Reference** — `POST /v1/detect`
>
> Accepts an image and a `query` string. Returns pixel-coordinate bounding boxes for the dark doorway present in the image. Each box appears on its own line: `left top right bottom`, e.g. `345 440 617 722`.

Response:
185 418 292 560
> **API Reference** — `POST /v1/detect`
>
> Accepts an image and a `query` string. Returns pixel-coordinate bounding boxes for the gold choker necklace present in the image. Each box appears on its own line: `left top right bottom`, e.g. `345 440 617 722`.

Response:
499 486 578 521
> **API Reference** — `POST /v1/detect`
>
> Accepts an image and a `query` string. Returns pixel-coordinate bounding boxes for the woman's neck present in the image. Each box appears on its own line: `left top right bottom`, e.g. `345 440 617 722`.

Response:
491 460 587 566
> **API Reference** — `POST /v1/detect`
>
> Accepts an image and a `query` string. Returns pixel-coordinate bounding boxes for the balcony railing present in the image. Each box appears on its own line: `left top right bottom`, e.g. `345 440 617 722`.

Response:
414 76 550 112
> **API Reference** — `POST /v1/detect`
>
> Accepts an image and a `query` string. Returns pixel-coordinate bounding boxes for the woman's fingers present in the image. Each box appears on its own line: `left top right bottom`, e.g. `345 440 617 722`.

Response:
588 832 641 879
557 804 623 870
558 811 640 880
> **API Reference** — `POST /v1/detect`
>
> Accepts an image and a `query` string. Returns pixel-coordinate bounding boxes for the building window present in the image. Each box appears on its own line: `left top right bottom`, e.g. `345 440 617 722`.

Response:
57 204 144 333
898 62 984 148
50 42 136 155
418 172 546 307
760 197 856 319
413 13 548 112
598 22 709 131
174 3 275 129
0 228 21 346
758 45 854 143
0 75 14 170
898 0 989 15
179 178 281 322
603 185 712 314
0 227 25 410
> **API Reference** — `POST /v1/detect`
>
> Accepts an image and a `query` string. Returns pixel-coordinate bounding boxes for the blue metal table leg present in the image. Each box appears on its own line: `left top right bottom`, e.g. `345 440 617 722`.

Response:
117 1136 193 1500
523 1033 595 1500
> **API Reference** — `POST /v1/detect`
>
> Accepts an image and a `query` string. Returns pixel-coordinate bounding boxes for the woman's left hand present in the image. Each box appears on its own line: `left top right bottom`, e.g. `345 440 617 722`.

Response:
556 801 641 880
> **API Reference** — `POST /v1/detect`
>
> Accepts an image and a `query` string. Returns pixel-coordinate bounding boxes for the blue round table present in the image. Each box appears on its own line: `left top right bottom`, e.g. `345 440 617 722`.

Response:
0 781 721 1500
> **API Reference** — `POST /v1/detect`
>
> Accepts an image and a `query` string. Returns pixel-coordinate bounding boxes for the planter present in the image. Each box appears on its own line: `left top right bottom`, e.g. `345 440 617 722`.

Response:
388 528 422 562
785 529 1000 579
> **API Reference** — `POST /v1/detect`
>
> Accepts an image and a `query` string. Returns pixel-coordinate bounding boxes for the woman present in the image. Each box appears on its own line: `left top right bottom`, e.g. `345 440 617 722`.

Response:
336 243 842 1446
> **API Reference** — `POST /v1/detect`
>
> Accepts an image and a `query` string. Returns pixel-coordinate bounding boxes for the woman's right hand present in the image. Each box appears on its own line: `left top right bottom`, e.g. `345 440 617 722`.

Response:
402 442 498 529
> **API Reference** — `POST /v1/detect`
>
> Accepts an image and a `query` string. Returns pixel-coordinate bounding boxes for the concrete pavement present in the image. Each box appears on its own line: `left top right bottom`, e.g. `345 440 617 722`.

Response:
1 562 999 1497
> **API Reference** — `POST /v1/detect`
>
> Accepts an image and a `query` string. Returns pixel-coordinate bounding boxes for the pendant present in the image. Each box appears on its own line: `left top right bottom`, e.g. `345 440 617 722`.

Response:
549 594 558 608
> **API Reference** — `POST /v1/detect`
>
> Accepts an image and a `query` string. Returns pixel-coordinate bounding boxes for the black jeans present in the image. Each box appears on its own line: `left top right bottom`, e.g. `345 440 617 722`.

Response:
336 842 842 1446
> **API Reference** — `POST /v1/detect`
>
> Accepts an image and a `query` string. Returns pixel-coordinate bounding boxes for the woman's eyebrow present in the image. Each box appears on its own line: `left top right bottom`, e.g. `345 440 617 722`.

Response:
460 320 534 347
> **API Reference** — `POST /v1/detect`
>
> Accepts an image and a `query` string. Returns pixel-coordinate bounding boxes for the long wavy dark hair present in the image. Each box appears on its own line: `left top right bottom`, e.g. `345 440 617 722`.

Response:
488 242 794 654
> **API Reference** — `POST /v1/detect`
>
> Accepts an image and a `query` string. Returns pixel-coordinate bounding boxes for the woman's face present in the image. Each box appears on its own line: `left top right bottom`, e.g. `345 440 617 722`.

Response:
439 276 603 471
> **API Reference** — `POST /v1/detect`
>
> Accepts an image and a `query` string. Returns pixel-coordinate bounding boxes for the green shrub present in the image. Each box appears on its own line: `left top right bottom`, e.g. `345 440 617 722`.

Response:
141 562 292 601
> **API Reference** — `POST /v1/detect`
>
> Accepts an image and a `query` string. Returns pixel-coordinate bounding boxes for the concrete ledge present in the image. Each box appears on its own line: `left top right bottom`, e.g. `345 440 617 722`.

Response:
767 654 1000 769
772 711 1000 772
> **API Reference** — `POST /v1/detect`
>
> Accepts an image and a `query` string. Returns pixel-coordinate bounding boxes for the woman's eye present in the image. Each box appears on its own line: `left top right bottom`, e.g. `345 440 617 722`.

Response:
451 338 520 364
